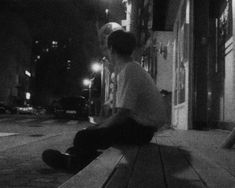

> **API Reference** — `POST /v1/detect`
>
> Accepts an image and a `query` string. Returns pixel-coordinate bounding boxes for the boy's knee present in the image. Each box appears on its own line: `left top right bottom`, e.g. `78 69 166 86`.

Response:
73 129 90 146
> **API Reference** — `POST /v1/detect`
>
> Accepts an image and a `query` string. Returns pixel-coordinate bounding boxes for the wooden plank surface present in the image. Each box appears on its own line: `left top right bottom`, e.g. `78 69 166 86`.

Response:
166 135 235 188
157 133 235 188
104 146 139 188
59 147 124 188
127 143 166 188
156 135 206 188
181 148 235 188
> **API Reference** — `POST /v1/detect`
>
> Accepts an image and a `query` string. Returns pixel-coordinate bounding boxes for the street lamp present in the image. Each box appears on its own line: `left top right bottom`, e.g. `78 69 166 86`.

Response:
26 92 31 100
83 78 91 87
83 77 94 116
91 62 102 73
91 62 104 116
83 62 103 117
105 9 109 23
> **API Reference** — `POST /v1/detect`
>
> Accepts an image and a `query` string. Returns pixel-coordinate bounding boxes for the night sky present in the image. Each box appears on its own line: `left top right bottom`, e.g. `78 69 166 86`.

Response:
0 0 108 104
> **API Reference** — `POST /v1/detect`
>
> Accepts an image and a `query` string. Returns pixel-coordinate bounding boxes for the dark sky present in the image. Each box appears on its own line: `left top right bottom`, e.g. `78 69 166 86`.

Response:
0 0 105 99
0 0 126 104
0 0 101 50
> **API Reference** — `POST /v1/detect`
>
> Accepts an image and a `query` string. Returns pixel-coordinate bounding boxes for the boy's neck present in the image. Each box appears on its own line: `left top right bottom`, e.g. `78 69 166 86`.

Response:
115 55 132 66
113 56 132 74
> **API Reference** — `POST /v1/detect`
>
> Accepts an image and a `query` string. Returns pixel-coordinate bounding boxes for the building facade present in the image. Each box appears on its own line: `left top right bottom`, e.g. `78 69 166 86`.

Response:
99 0 235 131
0 11 32 107
144 0 235 130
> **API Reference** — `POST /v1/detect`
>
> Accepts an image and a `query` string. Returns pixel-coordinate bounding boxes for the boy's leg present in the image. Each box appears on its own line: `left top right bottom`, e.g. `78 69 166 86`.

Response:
42 118 154 172
42 126 116 173
70 118 154 153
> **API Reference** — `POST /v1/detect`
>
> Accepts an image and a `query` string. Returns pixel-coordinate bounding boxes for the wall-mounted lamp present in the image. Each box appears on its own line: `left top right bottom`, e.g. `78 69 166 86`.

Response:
153 42 168 60
159 43 168 59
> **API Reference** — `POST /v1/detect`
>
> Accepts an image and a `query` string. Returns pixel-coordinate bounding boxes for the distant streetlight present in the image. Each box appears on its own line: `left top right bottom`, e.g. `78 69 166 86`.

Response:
105 9 109 15
105 9 109 23
83 78 94 116
83 78 91 87
26 92 31 100
84 61 104 117
91 62 102 73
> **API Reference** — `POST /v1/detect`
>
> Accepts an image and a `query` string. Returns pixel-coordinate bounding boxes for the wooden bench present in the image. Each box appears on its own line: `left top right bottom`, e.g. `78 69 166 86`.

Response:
59 133 235 188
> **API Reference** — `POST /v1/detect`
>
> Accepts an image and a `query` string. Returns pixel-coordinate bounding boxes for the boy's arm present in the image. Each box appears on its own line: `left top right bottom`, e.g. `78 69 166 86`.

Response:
98 108 131 128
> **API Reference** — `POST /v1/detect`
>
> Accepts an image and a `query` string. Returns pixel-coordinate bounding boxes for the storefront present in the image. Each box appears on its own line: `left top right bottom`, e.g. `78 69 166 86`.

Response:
208 0 235 130
172 0 235 130
171 0 192 130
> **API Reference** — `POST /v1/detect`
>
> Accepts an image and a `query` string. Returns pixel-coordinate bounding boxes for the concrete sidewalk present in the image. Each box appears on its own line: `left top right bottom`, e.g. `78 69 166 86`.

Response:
157 129 235 177
0 120 91 188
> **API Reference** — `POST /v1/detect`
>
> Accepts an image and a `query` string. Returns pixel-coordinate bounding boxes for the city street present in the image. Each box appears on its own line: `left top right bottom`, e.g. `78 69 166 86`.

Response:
0 114 91 188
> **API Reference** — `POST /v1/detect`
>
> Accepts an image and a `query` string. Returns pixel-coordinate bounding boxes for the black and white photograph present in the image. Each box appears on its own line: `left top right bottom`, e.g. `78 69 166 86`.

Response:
0 0 234 187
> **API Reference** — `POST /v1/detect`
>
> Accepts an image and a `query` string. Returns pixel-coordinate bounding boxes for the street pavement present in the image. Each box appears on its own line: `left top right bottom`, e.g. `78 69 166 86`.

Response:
0 114 235 187
0 114 91 188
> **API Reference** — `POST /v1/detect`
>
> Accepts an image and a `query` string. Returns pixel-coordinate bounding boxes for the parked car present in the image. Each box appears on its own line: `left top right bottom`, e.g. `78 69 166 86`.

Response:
0 102 17 114
52 96 89 119
0 103 6 113
15 105 36 114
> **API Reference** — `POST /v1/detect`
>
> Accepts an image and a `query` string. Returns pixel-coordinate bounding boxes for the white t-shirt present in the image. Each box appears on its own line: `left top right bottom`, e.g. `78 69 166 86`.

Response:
115 61 167 128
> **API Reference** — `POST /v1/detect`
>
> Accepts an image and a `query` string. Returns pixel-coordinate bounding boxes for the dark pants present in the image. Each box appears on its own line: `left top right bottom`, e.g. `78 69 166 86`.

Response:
66 117 155 156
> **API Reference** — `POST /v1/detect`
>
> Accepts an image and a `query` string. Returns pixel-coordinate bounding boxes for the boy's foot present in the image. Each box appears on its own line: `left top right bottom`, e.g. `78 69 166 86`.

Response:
42 149 78 173
42 149 101 173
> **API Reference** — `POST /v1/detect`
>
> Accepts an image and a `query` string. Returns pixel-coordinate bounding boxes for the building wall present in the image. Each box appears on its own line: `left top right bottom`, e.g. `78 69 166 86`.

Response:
151 31 174 123
171 0 191 130
224 37 235 121
147 0 235 130
201 0 235 129
153 31 174 92
0 11 32 106
221 0 235 124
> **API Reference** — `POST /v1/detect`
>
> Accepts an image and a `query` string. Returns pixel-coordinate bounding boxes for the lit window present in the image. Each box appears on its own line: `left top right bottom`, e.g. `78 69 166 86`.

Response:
25 70 31 77
52 41 58 45
43 48 49 52
52 41 58 48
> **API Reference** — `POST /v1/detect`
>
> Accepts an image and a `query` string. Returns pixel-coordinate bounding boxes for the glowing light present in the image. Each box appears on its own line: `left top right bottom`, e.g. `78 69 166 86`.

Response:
52 41 58 48
52 41 58 45
25 70 31 77
26 92 31 100
91 63 102 72
83 79 91 86
43 48 49 52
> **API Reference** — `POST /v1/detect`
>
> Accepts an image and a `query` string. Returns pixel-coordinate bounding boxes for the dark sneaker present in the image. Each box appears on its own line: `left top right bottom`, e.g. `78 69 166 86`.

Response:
42 149 76 173
42 149 101 173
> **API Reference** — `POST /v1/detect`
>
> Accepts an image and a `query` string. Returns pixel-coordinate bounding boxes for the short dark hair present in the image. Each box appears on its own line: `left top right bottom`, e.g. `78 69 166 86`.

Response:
107 30 136 56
